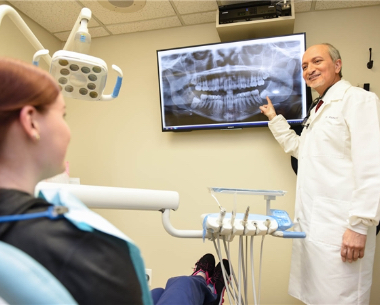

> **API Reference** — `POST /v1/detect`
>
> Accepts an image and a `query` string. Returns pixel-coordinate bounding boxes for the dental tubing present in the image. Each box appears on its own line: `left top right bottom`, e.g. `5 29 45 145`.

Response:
204 188 306 305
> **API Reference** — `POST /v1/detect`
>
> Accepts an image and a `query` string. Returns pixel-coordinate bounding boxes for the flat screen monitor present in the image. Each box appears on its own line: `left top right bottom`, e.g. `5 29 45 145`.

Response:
157 33 307 132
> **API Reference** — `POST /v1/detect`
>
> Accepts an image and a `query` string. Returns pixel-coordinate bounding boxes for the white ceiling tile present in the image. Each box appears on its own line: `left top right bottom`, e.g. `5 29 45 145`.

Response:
315 0 380 10
294 0 313 12
54 32 71 42
54 26 109 41
5 0 380 39
173 0 218 14
106 16 181 34
79 0 176 24
88 26 110 38
8 0 98 33
181 11 217 25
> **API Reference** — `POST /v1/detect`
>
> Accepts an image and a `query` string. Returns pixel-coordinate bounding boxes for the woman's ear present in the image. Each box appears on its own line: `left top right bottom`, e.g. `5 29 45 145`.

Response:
19 106 40 141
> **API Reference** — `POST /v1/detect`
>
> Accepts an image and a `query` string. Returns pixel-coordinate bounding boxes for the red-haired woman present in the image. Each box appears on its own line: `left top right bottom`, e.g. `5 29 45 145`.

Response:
0 57 148 305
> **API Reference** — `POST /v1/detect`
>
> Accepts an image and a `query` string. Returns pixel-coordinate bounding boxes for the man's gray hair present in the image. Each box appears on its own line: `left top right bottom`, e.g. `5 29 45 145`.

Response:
321 43 343 78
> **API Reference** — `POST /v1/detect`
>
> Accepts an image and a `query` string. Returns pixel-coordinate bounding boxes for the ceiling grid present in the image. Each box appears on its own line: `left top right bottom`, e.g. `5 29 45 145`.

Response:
5 0 380 41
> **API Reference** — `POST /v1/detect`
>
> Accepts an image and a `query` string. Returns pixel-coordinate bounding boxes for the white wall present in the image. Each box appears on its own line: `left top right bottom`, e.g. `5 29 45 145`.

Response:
0 1 61 69
295 7 380 97
1 2 380 304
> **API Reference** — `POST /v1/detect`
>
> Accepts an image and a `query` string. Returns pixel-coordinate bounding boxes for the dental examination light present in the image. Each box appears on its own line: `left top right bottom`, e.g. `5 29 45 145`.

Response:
0 5 123 102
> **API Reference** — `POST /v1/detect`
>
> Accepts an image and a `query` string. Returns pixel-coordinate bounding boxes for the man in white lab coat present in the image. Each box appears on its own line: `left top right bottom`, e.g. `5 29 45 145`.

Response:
260 43 380 304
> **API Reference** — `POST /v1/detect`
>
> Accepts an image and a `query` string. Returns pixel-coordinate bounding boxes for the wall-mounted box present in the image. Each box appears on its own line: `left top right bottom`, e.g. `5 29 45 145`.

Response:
216 0 295 42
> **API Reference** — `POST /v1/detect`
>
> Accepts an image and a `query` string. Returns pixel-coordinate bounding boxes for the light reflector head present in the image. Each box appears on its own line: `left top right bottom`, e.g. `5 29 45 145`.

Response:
50 50 108 101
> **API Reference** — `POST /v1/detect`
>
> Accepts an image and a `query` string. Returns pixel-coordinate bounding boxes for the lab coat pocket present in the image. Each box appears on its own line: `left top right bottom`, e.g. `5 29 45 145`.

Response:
310 125 346 158
309 197 349 247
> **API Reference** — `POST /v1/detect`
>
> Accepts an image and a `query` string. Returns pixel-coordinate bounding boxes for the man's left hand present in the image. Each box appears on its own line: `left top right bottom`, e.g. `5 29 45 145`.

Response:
341 229 366 263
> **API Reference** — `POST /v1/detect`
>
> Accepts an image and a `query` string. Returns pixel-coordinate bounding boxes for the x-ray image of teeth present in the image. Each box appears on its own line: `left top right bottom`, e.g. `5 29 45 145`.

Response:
158 38 304 127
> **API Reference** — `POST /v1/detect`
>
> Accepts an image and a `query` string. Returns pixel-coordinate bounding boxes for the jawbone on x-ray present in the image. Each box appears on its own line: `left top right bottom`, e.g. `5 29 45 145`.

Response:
159 40 303 123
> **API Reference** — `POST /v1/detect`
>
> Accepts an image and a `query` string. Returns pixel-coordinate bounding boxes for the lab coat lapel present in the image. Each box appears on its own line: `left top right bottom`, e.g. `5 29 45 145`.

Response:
313 100 327 119
306 80 351 126
307 99 328 126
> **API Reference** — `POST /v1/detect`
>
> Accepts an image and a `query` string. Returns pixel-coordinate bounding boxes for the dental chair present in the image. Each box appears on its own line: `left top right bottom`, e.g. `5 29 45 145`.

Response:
0 241 77 305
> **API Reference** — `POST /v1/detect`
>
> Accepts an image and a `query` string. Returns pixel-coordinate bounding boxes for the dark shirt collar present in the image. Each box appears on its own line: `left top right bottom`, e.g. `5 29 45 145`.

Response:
0 189 48 237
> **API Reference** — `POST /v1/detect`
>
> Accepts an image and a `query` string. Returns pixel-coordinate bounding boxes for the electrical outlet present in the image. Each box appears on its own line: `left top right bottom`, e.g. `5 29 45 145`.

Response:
145 269 152 286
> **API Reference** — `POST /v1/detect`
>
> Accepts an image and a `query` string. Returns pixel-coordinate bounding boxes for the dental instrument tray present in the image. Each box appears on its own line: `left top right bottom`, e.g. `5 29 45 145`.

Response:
204 186 305 240
209 187 286 196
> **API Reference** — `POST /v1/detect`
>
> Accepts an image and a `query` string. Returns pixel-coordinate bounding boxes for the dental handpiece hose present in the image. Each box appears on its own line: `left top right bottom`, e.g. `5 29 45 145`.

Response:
242 206 250 227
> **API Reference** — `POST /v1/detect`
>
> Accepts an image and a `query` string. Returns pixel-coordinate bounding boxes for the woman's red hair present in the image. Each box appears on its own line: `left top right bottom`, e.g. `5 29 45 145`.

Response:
0 57 60 150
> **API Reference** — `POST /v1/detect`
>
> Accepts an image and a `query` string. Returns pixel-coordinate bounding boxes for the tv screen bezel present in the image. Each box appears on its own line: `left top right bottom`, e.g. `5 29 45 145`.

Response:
157 32 308 132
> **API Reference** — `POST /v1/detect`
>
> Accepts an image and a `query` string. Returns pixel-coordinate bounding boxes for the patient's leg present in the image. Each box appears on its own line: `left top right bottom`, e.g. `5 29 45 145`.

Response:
155 275 216 305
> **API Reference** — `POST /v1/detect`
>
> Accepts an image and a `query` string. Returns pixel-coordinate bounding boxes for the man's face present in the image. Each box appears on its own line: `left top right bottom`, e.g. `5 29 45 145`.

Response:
302 45 341 95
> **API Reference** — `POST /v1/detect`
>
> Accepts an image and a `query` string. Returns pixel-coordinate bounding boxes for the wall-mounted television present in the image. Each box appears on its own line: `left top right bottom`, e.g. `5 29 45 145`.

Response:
157 33 307 132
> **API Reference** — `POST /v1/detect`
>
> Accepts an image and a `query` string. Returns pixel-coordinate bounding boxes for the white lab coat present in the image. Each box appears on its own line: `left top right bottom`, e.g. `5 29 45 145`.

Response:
268 80 380 305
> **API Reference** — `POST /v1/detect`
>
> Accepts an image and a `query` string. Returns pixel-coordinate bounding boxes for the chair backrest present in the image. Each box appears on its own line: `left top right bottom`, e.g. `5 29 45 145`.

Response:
0 241 78 304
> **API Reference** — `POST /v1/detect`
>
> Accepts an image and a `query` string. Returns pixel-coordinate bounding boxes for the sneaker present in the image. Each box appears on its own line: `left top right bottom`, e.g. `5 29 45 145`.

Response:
208 259 230 305
191 253 215 281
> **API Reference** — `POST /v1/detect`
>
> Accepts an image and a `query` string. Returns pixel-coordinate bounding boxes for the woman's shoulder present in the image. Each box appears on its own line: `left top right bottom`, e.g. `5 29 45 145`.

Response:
0 188 50 215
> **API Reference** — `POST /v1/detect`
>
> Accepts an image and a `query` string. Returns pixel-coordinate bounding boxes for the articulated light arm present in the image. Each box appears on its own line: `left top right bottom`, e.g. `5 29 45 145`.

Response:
162 209 207 239
63 7 92 53
35 182 209 239
0 5 51 66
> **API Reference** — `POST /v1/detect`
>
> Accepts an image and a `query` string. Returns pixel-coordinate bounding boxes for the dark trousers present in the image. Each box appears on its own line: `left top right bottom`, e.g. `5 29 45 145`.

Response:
151 276 217 305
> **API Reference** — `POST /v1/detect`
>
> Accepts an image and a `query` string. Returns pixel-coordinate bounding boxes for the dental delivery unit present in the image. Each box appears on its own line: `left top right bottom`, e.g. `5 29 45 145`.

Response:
34 182 305 305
